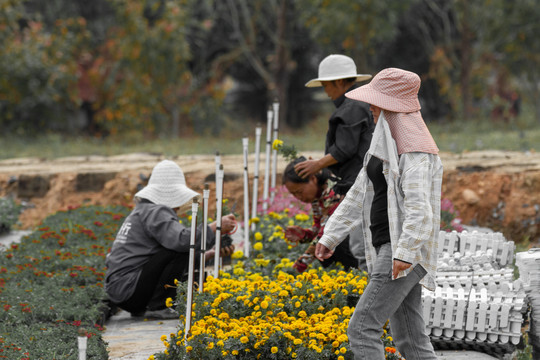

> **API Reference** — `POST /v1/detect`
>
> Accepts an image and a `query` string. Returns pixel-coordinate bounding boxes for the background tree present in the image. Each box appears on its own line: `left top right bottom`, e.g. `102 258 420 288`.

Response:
0 0 90 135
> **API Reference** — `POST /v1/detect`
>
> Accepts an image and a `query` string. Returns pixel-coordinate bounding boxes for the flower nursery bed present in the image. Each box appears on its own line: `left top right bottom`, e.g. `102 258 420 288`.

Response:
0 197 533 359
0 205 131 359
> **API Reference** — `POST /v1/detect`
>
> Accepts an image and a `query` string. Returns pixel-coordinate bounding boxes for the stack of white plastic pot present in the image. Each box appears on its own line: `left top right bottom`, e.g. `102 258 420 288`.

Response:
421 230 528 357
516 248 540 359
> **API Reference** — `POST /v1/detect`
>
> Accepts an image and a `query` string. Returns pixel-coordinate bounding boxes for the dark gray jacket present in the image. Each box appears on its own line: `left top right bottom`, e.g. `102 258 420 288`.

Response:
105 200 214 303
326 84 374 194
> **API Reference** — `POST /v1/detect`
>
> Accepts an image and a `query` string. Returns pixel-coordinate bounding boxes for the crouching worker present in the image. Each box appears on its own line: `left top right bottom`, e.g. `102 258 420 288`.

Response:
105 160 236 320
282 156 359 273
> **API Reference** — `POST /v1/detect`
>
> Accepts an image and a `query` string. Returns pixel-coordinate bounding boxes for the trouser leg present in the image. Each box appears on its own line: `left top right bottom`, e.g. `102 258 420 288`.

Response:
347 243 434 359
116 249 189 313
389 268 437 360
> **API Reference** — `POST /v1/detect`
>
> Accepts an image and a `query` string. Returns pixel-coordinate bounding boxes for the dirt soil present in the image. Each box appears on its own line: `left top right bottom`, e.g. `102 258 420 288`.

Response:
1 150 540 247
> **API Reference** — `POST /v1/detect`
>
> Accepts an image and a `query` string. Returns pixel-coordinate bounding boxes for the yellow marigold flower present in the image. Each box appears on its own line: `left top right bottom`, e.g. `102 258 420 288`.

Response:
231 250 244 259
332 340 340 348
240 336 249 344
254 242 263 251
165 297 173 308
340 347 347 354
271 346 278 354
338 357 345 360
272 139 283 150
295 213 310 222
254 232 263 241
234 268 245 275
249 217 260 225
207 342 214 349
232 350 239 355
148 356 154 360
174 279 179 286
261 300 269 309
386 336 393 342
293 338 302 345
160 335 167 342
295 301 301 308
186 346 193 352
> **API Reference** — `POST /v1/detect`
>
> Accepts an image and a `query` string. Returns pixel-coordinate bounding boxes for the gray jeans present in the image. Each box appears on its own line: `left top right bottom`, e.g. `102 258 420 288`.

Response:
347 242 436 360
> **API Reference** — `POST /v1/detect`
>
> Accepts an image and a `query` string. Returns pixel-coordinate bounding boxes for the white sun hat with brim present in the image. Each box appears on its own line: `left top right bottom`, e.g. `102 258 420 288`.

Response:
305 54 372 88
135 160 200 211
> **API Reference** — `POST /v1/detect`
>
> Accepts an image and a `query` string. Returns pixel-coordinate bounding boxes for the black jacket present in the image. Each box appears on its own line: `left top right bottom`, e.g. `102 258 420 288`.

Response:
326 84 374 195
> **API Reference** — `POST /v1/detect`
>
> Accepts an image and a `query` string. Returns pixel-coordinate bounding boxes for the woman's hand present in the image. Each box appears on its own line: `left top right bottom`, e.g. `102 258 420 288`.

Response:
315 242 334 261
392 259 412 279
221 214 237 234
204 244 235 260
285 225 306 243
210 214 237 234
294 159 320 179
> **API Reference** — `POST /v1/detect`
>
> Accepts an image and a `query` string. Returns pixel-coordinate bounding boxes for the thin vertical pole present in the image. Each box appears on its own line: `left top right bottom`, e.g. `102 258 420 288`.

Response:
213 164 224 278
199 184 210 293
242 136 250 258
263 107 272 210
251 126 262 231
184 199 199 340
270 100 280 202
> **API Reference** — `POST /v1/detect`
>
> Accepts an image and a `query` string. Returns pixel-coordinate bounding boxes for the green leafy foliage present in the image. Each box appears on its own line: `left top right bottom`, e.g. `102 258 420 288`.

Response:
0 197 23 234
0 205 130 359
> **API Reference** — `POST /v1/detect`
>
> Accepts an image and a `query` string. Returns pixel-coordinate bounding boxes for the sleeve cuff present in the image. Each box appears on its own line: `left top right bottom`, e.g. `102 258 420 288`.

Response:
393 247 415 264
318 236 338 252
393 258 412 265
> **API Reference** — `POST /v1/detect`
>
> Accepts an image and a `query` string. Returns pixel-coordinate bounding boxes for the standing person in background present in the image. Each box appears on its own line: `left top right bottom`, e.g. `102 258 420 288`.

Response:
316 68 441 360
282 156 359 273
296 54 375 272
105 160 236 320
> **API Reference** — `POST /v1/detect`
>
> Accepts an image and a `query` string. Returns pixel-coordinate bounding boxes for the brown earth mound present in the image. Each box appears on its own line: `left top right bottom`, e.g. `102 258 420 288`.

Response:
0 150 539 247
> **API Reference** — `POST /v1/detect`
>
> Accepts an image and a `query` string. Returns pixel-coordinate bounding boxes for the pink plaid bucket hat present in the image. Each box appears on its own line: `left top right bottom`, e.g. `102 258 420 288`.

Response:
346 68 439 155
345 67 421 113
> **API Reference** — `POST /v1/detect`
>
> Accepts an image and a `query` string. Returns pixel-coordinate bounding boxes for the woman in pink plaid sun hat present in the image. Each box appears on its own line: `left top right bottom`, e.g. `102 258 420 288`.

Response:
316 68 442 359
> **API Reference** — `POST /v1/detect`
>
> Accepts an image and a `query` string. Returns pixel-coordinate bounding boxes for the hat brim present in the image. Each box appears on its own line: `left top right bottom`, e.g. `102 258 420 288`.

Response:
345 83 421 113
135 184 200 210
305 74 372 88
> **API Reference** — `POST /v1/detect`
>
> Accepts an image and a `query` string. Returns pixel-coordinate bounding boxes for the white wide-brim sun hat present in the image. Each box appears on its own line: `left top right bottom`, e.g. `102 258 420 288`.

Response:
135 160 200 210
305 54 372 88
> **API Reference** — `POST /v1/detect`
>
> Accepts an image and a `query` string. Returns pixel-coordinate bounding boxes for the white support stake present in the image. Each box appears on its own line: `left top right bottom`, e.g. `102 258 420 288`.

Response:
199 184 210 293
214 165 224 278
242 137 250 258
262 108 272 210
270 100 279 202
78 329 87 360
251 127 262 231
185 200 199 340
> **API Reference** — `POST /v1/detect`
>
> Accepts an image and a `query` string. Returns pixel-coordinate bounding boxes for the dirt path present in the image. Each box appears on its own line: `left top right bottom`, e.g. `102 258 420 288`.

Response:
1 150 540 245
